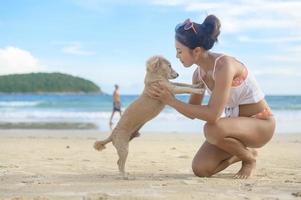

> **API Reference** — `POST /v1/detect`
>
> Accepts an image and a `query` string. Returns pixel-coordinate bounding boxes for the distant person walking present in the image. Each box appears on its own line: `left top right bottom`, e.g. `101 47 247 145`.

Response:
109 84 122 129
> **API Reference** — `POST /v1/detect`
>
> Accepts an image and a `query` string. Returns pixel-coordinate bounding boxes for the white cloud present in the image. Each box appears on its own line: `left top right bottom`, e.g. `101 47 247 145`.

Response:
70 0 144 11
285 45 301 53
150 0 301 84
263 45 301 67
151 0 190 6
266 55 301 64
150 0 301 35
238 35 301 43
71 0 301 35
0 46 43 75
253 67 301 77
62 43 96 56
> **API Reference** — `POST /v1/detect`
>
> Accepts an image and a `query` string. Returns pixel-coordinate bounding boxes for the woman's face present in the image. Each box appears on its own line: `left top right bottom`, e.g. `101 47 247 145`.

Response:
175 40 195 68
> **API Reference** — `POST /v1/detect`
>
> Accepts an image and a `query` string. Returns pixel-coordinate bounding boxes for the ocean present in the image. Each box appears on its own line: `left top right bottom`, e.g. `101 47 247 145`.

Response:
0 94 300 133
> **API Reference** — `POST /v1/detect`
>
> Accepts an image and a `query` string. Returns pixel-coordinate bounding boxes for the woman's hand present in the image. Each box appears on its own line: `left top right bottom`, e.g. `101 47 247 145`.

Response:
146 82 175 105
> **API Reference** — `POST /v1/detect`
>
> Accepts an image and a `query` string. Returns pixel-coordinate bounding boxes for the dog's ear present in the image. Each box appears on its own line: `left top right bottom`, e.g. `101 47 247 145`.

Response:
146 56 161 72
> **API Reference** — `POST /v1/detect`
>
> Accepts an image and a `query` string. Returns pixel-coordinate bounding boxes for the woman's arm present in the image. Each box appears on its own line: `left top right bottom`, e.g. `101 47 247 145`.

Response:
189 69 205 105
171 58 234 122
147 57 235 123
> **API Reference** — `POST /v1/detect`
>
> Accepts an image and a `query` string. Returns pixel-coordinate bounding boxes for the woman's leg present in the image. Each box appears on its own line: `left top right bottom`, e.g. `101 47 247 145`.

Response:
203 116 275 178
192 141 253 177
192 141 234 177
212 148 257 175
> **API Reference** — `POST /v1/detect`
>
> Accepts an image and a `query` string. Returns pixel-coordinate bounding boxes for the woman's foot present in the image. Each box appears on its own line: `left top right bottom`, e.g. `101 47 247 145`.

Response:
234 149 257 179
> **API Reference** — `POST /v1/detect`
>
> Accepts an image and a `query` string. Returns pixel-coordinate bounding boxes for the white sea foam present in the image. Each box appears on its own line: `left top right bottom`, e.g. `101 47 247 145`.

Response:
0 109 300 133
0 101 43 107
0 110 187 121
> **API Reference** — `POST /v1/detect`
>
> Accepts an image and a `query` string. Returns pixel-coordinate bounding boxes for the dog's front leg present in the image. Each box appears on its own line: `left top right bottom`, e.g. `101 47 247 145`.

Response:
171 85 205 95
170 82 194 87
171 82 203 89
163 82 204 94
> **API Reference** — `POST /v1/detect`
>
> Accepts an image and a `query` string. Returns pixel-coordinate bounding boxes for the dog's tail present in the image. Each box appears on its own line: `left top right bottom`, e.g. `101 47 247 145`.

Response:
93 135 112 151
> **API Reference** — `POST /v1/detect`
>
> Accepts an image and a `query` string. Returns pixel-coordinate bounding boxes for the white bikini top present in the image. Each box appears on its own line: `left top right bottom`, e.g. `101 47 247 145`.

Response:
198 55 265 108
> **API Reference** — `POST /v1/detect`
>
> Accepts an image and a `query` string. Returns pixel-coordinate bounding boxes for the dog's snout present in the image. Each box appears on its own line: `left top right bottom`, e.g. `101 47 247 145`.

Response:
170 71 179 79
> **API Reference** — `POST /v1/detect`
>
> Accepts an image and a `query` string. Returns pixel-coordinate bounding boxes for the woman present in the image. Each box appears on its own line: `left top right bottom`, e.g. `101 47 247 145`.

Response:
146 15 275 179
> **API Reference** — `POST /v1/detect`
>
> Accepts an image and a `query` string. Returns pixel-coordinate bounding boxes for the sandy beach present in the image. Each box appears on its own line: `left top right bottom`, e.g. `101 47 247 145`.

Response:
0 130 300 200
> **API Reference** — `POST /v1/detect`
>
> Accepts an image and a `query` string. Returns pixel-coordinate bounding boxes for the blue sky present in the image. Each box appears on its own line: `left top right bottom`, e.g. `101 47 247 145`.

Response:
1 0 301 95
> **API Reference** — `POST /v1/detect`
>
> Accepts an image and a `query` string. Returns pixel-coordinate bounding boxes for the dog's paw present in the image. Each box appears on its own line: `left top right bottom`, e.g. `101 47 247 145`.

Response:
192 82 204 88
93 141 106 151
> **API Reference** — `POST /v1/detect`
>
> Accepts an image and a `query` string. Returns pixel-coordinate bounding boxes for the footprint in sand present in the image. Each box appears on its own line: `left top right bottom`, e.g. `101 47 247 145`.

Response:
292 192 301 197
177 155 189 159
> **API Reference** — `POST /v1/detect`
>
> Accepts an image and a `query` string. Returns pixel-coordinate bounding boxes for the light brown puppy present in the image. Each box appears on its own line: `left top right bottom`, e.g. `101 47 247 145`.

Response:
94 55 204 174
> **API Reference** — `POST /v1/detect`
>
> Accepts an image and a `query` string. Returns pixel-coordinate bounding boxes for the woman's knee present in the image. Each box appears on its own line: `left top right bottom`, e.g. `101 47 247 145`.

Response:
191 164 213 177
191 159 213 177
203 122 224 145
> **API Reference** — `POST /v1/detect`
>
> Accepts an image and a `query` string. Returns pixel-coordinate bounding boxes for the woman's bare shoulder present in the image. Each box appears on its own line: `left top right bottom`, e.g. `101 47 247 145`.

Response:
215 55 235 74
192 68 200 84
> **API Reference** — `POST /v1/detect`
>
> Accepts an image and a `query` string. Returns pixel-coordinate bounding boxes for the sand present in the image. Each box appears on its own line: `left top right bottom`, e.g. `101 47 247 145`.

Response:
0 130 300 200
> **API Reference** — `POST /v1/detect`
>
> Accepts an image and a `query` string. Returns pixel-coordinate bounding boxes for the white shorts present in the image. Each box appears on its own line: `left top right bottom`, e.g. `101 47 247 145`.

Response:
224 106 239 118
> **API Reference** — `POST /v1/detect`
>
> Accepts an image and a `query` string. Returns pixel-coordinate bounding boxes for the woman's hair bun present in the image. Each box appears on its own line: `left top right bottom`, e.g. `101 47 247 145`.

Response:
201 15 221 42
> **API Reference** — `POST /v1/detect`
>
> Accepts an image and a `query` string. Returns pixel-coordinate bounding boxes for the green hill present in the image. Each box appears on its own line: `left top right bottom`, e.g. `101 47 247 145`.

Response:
0 72 102 94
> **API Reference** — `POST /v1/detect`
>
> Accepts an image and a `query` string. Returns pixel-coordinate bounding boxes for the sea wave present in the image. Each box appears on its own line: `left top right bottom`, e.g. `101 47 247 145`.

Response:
0 109 300 122
0 109 300 133
0 110 187 121
0 101 43 107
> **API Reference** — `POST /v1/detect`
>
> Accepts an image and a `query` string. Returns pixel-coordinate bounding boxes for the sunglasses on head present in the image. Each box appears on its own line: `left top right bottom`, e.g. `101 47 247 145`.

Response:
175 18 197 34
